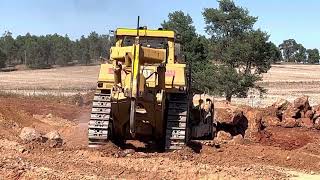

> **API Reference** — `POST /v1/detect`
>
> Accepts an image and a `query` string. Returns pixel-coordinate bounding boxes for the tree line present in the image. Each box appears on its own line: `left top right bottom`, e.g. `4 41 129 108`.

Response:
279 39 319 64
0 31 112 69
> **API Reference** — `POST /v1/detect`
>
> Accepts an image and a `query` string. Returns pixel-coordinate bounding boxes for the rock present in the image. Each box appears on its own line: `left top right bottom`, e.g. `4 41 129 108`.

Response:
304 110 314 119
216 131 232 143
262 106 280 118
45 131 63 148
19 127 42 142
262 116 281 127
282 105 300 119
215 107 244 125
47 139 63 148
45 130 61 140
298 118 313 128
121 149 135 157
46 113 53 119
229 134 244 145
293 96 310 112
17 147 28 154
244 109 262 133
244 130 262 142
281 118 298 128
313 105 320 120
272 99 290 110
314 118 320 130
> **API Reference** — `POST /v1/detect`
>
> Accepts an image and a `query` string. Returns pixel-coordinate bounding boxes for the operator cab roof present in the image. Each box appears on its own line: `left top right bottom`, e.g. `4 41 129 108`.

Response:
116 28 175 38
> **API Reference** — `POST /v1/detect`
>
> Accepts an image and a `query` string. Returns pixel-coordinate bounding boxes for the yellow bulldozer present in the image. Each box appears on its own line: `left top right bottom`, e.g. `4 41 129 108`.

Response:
88 21 215 150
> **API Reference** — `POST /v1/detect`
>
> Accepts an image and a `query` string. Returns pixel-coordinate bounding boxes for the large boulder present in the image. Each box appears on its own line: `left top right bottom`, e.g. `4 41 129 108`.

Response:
293 96 311 112
215 107 244 125
244 109 263 133
243 109 263 142
19 127 42 142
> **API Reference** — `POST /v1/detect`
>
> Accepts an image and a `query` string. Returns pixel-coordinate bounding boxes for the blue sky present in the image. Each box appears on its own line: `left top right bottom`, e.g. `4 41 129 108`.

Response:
0 0 319 49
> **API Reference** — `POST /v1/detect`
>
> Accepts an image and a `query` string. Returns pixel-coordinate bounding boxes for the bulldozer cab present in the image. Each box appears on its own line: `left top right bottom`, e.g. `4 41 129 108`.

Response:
112 28 177 64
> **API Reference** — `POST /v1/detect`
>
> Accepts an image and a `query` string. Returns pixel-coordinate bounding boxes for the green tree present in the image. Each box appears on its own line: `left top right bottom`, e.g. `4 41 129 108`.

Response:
0 31 18 65
279 39 298 62
79 35 91 65
306 48 319 64
294 44 306 63
0 48 7 68
162 11 209 91
203 0 275 101
88 31 101 62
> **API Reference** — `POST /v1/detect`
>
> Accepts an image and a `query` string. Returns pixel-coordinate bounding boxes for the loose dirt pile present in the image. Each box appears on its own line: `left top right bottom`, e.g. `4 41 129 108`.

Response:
1 95 320 179
215 96 320 145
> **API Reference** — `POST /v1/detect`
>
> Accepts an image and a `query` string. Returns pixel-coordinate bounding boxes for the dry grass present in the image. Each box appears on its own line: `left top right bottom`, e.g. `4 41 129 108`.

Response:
0 65 100 90
256 64 320 106
1 64 319 106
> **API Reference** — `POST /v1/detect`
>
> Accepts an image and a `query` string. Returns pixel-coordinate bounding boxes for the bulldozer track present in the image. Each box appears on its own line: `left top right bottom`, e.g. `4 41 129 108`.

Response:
88 93 112 147
165 93 188 150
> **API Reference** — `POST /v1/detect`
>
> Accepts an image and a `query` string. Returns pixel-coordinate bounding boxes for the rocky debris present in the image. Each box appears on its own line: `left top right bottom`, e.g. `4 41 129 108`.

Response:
298 118 313 129
281 118 298 128
282 105 300 119
115 149 136 157
262 116 281 127
313 105 320 120
293 95 311 112
0 139 27 153
304 110 314 119
45 130 63 148
45 130 61 140
19 127 42 142
314 118 320 130
272 99 290 110
229 134 244 145
216 131 232 143
244 131 262 142
19 127 63 148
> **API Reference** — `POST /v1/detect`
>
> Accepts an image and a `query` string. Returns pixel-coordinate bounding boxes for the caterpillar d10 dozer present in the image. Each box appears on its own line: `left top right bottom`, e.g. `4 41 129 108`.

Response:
88 22 216 150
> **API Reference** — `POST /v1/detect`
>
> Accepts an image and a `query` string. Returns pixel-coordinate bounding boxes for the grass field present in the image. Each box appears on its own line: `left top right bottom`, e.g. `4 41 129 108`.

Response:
0 64 319 106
